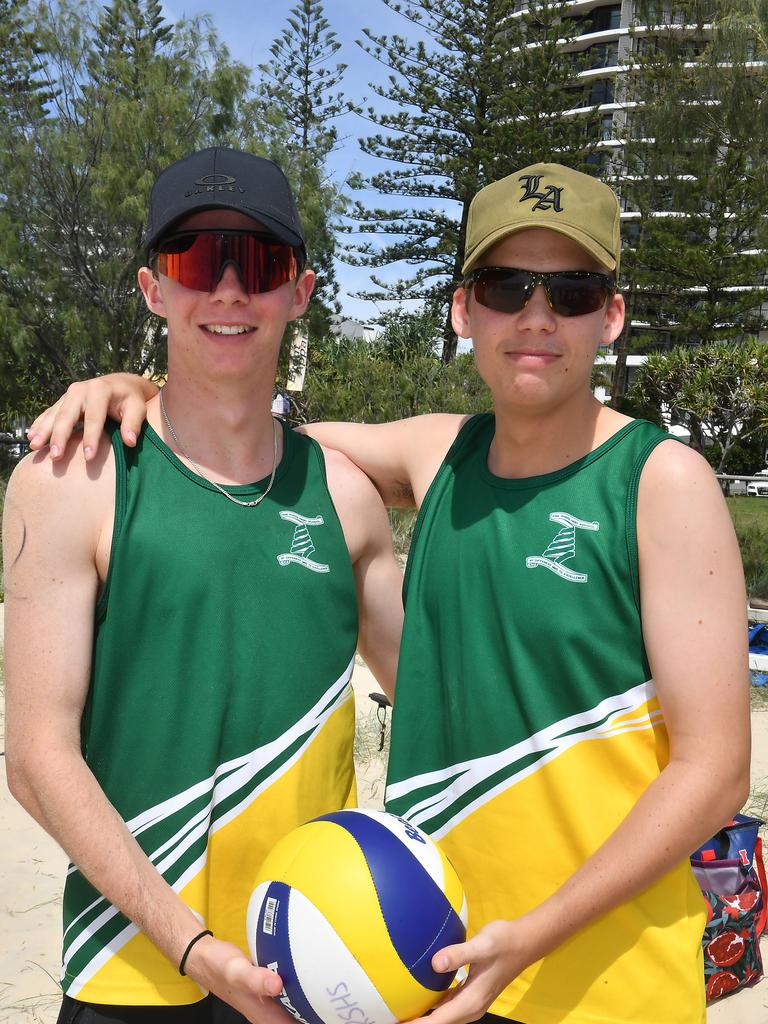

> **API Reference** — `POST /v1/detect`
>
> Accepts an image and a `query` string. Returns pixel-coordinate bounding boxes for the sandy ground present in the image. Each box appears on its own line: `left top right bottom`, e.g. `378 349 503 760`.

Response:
1 614 767 1022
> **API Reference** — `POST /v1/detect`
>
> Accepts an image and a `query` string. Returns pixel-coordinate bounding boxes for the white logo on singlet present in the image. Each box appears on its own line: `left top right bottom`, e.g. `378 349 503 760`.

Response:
277 511 330 573
525 511 599 583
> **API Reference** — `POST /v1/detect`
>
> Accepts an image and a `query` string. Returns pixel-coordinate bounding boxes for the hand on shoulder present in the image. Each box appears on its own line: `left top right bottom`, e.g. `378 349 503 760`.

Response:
26 373 157 461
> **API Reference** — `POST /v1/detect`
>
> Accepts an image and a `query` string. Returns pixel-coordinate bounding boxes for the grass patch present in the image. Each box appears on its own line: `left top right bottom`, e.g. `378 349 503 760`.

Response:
727 496 768 530
388 508 417 562
728 498 768 600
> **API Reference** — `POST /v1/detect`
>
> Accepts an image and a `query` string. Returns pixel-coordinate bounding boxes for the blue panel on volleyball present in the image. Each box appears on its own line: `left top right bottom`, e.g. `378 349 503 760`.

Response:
316 811 465 990
254 880 326 1024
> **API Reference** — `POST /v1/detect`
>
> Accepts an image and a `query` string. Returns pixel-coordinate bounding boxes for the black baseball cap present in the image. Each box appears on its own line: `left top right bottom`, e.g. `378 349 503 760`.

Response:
144 147 306 256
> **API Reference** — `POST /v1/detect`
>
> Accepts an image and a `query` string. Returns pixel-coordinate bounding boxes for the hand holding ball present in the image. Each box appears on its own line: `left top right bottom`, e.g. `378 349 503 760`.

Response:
247 809 467 1024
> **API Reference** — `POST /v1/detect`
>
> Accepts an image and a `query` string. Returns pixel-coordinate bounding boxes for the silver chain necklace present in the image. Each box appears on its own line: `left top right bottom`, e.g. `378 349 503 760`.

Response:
159 387 278 508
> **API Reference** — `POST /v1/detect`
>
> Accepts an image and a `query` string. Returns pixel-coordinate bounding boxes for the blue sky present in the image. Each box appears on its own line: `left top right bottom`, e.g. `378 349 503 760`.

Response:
162 1 449 324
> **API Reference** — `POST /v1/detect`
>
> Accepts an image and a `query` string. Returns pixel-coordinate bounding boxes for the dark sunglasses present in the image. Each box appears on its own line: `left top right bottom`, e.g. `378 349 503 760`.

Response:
150 230 302 294
465 267 616 317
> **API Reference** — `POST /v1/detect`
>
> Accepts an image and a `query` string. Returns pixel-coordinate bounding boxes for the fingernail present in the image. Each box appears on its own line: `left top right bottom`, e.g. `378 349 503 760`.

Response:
84 446 93 459
126 431 137 444
50 444 60 458
434 955 448 971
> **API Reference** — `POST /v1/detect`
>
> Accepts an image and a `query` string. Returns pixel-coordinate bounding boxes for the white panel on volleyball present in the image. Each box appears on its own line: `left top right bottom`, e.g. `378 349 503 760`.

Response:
349 809 446 889
246 881 269 957
288 887 397 1024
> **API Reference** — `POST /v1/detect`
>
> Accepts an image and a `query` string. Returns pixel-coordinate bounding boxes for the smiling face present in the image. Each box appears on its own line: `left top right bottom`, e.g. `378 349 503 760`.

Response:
137 208 314 385
452 228 624 418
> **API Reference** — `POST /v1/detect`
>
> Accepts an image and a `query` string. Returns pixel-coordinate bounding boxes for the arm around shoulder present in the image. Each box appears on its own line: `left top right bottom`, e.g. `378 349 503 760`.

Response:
301 414 467 508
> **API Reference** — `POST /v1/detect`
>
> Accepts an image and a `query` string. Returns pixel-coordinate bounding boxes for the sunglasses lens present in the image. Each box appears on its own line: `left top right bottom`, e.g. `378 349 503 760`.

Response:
155 234 215 291
154 233 298 293
548 276 610 317
473 271 530 314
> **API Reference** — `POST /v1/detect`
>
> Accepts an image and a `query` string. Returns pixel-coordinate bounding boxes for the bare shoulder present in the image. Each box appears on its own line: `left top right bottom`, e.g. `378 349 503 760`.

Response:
322 445 386 518
320 446 393 563
637 438 738 567
641 435 716 483
8 432 114 505
4 434 115 564
639 439 726 520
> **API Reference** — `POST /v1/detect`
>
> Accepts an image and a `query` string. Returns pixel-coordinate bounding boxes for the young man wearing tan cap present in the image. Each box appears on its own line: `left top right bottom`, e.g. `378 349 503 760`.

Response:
26 163 749 1024
4 148 403 1023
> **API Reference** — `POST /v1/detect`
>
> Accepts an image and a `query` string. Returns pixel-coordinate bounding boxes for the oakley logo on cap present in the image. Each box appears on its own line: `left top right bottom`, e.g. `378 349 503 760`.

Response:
519 174 563 213
185 173 244 198
196 174 237 186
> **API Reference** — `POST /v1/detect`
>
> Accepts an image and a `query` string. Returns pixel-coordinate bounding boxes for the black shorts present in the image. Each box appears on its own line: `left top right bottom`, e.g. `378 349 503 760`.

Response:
57 999 524 1024
57 994 247 1023
476 1014 525 1024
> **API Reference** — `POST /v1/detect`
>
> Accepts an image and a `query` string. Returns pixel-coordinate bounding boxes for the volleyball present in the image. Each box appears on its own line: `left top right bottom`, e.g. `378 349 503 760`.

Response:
246 808 467 1024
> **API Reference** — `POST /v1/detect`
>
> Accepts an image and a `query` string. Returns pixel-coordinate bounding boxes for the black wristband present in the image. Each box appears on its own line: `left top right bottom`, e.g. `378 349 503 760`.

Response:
178 929 213 976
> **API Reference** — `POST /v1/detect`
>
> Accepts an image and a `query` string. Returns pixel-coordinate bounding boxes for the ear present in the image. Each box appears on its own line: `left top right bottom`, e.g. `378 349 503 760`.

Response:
138 266 167 319
451 286 472 339
287 268 316 322
601 292 625 347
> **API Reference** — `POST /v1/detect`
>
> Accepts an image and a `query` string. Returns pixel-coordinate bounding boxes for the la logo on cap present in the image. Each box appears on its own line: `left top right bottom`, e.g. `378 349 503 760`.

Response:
519 174 563 213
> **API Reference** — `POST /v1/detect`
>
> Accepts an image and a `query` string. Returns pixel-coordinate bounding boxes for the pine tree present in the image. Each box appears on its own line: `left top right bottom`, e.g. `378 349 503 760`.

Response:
249 0 354 341
611 0 768 408
0 0 251 416
0 0 53 126
346 0 594 360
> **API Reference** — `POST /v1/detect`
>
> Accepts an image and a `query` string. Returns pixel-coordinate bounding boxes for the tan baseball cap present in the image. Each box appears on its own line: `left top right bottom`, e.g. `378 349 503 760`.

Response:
462 162 621 276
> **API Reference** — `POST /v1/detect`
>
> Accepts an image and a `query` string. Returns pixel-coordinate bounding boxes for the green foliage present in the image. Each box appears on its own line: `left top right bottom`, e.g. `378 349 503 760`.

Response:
0 0 55 124
248 0 352 341
346 0 592 358
630 341 768 472
389 508 418 560
0 0 251 419
710 430 768 476
616 0 768 357
295 310 491 423
372 307 441 364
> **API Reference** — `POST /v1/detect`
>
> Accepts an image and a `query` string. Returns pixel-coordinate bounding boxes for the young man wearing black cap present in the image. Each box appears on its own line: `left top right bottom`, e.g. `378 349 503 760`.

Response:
24 163 749 1024
3 148 403 1023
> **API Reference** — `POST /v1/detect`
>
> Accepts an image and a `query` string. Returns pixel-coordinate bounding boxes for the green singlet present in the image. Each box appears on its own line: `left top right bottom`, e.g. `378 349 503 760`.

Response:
61 421 358 1005
386 414 706 1024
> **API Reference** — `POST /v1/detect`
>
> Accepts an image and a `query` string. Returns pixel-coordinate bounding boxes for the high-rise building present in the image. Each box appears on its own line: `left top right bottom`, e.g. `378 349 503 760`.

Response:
509 0 767 373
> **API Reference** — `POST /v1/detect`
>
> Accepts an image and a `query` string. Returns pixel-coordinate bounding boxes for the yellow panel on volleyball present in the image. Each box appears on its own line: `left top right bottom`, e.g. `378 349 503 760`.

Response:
255 819 439 1020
